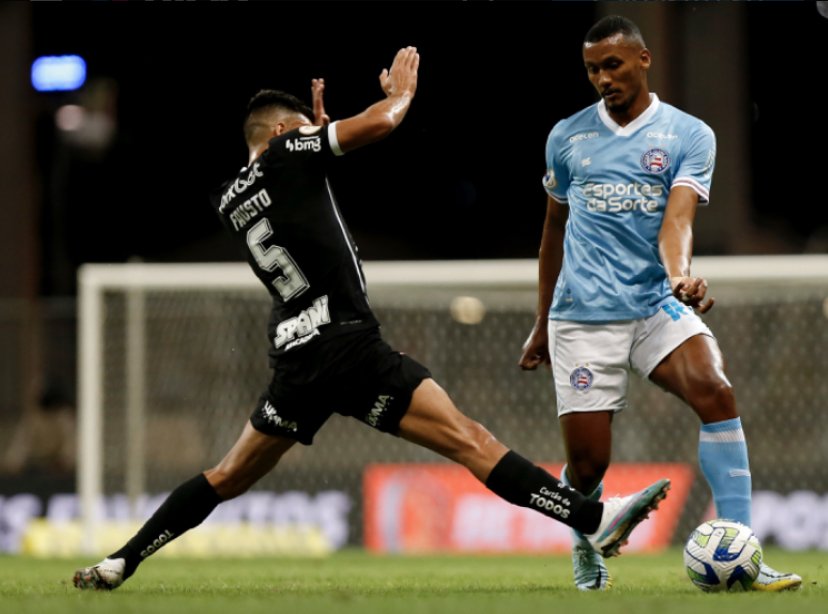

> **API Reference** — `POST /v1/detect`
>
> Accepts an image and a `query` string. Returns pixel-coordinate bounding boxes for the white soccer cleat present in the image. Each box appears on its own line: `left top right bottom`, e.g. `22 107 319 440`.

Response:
73 557 125 591
584 478 670 558
572 542 612 590
570 481 611 590
751 562 802 592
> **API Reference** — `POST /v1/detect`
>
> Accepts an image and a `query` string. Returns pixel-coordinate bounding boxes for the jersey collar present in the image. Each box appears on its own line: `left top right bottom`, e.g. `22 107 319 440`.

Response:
597 93 660 137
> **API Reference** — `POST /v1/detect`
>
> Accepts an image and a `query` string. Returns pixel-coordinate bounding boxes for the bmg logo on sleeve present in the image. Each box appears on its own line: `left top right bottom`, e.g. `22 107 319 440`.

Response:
286 136 322 153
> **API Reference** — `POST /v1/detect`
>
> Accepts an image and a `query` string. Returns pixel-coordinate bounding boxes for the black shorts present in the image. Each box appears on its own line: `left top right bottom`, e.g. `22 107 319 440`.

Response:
249 329 431 445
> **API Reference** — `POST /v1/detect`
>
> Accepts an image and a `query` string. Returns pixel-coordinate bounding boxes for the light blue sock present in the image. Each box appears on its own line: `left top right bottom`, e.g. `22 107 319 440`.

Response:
562 465 603 543
699 417 752 526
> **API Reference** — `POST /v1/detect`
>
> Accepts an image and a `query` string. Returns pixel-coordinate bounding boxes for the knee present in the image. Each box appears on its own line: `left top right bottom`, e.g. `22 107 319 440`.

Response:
450 418 502 466
691 378 737 422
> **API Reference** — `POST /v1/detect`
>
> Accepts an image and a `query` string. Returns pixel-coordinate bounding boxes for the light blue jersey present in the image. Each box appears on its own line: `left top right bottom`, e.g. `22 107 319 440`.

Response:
543 94 715 322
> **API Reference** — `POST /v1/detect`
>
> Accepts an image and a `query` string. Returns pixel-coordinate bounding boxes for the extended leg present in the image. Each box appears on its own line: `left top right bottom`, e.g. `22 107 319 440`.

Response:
397 379 668 557
74 421 296 590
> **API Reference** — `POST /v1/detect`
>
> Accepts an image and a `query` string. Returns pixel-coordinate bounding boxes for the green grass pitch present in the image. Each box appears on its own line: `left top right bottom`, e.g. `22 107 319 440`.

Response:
1 548 823 614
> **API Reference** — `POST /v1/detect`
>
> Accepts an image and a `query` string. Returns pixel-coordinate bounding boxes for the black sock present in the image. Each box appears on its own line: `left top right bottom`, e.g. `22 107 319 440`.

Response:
109 473 222 579
485 450 602 535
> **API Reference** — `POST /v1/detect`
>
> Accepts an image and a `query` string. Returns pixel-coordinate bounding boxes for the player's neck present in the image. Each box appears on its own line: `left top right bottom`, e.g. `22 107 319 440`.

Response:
608 90 652 127
248 145 268 167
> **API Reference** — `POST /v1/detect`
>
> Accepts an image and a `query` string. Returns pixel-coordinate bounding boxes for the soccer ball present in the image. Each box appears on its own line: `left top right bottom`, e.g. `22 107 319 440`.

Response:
683 519 763 592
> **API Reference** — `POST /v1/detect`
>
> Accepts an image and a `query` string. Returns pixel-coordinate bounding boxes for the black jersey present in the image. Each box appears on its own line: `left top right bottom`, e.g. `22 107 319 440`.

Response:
209 123 379 361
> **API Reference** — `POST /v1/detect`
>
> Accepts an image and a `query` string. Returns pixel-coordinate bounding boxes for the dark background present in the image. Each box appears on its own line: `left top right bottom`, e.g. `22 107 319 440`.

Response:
27 1 828 296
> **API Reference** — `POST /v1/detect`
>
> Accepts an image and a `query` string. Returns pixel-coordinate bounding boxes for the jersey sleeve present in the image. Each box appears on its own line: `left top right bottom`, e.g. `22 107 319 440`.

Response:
541 122 570 204
672 122 716 205
260 122 343 168
327 122 344 156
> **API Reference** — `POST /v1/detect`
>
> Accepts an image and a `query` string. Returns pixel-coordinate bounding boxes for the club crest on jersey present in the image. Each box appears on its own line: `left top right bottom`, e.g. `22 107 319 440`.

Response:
569 366 593 391
640 148 670 174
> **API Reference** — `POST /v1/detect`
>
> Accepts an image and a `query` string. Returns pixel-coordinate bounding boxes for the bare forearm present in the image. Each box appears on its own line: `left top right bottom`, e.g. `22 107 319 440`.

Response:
519 199 565 370
536 201 566 317
334 94 412 152
658 186 714 312
537 231 562 317
659 215 694 279
659 185 701 279
361 93 413 133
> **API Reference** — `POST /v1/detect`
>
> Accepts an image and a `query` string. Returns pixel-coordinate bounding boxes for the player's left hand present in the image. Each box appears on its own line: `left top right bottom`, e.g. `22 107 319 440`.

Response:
519 318 551 371
670 276 715 313
311 78 331 126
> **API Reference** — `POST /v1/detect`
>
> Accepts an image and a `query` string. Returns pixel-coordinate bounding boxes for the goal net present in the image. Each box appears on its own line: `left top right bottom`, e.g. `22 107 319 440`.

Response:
73 257 828 555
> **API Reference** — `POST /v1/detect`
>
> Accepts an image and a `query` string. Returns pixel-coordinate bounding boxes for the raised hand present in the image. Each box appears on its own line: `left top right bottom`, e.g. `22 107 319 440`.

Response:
311 78 331 126
379 46 419 98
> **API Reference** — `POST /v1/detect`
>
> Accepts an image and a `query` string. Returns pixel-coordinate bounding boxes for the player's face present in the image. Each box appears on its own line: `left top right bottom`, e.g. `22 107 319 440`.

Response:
583 34 650 114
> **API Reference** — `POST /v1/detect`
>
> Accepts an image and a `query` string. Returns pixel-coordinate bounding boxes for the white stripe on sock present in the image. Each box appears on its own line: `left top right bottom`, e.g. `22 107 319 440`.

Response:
699 429 746 443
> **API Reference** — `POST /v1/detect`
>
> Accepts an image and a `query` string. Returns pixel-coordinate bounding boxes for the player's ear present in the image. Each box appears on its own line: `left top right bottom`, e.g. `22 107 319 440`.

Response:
639 48 652 71
272 122 287 137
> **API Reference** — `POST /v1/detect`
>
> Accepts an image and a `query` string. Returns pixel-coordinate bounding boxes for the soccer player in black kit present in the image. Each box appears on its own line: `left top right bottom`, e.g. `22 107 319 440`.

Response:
74 47 670 591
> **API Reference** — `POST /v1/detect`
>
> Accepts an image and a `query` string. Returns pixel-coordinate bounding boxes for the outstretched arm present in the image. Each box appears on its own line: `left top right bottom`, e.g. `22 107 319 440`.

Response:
333 46 419 153
519 196 568 371
659 186 714 313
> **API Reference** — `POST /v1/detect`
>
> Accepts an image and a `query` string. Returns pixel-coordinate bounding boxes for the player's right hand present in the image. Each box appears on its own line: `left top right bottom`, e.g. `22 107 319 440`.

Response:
519 319 551 371
670 276 715 313
380 46 419 99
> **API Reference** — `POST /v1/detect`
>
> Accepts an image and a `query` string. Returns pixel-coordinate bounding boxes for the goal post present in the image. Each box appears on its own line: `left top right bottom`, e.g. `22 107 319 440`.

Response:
77 256 828 554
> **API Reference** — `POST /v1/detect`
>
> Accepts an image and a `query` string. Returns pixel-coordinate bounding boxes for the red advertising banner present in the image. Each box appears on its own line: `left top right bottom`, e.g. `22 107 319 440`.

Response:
364 463 693 553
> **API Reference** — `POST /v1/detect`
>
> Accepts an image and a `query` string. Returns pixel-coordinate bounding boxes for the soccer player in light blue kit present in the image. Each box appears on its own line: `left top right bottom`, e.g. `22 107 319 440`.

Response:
519 16 801 592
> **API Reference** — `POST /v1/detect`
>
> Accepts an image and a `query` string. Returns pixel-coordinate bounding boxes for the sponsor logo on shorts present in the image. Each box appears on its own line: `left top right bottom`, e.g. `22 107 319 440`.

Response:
261 400 298 432
640 148 671 174
569 366 593 391
661 300 689 321
366 394 394 427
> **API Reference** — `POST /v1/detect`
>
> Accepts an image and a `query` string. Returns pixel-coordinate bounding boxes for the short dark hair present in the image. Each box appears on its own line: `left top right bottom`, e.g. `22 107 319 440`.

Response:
584 15 646 47
246 89 312 120
243 89 313 145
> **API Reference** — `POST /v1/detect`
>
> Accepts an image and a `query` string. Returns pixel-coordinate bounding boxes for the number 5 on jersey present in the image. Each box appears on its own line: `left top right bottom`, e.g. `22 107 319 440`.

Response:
246 218 310 301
